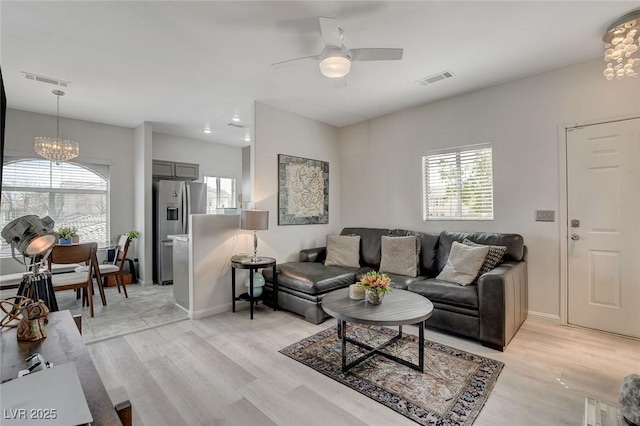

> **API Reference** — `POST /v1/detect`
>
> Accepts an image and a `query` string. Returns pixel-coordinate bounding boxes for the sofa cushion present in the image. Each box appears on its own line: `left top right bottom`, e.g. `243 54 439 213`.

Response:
324 235 360 267
390 229 439 277
462 238 506 275
379 235 418 277
341 228 390 267
436 241 489 286
266 262 360 295
408 279 479 309
436 231 525 272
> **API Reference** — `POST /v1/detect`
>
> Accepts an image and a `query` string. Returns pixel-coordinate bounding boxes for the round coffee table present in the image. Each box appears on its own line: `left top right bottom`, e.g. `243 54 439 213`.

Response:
322 287 434 373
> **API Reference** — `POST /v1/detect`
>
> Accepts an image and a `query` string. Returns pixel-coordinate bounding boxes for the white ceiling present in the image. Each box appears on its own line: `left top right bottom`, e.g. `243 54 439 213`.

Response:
1 1 637 147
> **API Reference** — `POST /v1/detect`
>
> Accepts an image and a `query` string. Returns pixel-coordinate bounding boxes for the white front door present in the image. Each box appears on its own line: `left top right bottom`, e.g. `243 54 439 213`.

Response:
567 118 640 338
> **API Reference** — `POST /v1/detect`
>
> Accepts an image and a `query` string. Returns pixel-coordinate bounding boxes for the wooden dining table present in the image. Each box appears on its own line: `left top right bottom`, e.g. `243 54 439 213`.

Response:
0 310 129 425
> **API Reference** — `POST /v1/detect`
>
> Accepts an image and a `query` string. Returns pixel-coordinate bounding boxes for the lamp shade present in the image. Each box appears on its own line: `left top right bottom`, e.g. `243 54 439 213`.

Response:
1 215 57 257
241 210 269 231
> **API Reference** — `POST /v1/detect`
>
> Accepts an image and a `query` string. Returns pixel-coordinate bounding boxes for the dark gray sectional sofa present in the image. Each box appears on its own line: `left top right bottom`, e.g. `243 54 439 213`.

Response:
262 227 528 351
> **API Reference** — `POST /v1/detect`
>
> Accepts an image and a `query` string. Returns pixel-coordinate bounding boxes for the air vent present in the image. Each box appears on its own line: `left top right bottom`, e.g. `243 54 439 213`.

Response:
227 122 249 129
22 71 70 88
416 70 454 86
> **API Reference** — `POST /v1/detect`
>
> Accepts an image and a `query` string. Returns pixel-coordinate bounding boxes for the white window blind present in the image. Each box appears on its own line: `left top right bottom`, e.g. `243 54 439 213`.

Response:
1 158 110 257
204 176 236 213
422 144 493 220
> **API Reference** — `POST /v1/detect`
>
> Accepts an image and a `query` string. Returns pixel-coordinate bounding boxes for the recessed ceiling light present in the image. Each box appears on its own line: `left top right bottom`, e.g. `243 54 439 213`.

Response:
244 136 251 142
232 116 240 122
203 128 212 134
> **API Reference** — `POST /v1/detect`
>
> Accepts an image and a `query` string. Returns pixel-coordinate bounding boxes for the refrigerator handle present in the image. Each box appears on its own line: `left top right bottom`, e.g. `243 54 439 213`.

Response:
183 183 189 234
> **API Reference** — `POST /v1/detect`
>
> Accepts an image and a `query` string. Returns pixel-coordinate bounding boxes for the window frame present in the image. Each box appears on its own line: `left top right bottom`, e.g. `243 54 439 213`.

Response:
422 143 494 221
1 157 110 258
203 175 237 213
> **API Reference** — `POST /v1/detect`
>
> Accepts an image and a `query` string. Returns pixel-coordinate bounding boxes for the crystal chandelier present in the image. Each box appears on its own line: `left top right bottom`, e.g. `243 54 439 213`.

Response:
603 10 640 80
34 90 79 165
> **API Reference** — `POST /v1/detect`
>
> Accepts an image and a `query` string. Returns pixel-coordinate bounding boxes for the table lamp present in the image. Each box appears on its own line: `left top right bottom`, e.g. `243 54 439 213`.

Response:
241 210 269 263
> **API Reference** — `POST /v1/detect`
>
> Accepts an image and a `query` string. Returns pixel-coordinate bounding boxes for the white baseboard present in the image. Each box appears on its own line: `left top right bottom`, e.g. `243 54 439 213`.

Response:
528 310 561 322
189 303 232 320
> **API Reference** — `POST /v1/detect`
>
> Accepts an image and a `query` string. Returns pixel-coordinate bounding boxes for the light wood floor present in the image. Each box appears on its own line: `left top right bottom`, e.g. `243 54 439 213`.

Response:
87 305 640 426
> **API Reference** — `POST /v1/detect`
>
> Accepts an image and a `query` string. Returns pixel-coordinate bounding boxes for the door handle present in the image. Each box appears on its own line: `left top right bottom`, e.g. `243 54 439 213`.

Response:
571 234 580 241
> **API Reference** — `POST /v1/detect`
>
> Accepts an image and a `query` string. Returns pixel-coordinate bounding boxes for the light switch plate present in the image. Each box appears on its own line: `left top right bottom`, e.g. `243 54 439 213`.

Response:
535 210 555 222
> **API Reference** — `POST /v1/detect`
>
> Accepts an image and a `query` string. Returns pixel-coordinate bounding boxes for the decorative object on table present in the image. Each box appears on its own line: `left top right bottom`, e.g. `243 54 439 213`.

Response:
56 226 78 245
602 10 640 81
620 374 640 425
278 154 329 225
359 270 391 304
16 298 50 341
34 89 79 164
244 272 265 297
241 209 269 263
349 283 365 300
0 296 32 327
280 324 504 426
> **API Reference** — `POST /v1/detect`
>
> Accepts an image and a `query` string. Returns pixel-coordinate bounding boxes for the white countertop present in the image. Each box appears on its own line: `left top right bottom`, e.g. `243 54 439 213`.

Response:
167 234 189 242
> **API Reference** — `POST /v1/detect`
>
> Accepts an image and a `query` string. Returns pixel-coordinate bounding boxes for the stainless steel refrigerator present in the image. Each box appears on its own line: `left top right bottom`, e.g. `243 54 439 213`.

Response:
153 180 207 285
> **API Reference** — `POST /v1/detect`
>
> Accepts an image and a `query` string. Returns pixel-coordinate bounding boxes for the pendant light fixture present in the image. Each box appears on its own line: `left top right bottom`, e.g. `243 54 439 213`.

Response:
603 10 640 80
34 89 79 164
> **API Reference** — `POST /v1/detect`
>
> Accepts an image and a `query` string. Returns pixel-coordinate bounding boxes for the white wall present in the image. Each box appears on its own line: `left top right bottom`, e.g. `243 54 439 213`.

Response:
339 58 640 318
2 109 135 274
152 132 243 189
253 102 341 262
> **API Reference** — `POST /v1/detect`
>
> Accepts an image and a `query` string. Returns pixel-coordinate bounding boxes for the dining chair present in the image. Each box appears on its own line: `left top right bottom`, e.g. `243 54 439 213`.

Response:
77 235 130 298
49 242 97 317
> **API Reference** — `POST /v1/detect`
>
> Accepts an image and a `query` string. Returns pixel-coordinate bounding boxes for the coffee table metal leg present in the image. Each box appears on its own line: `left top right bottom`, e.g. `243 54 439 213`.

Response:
418 321 424 372
341 320 347 372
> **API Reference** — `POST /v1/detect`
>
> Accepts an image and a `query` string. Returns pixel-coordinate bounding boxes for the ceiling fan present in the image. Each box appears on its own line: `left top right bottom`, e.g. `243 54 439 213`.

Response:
271 17 404 81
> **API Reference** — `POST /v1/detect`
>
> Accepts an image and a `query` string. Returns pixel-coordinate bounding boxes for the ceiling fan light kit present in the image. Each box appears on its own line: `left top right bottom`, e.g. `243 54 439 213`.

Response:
319 55 351 78
603 9 640 80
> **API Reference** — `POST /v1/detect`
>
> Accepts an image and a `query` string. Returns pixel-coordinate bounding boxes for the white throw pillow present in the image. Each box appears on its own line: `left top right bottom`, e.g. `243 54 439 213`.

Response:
324 235 361 268
436 241 489 286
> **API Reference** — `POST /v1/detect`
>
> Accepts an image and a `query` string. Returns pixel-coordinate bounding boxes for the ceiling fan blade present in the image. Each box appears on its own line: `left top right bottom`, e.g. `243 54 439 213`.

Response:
350 48 404 61
332 77 347 89
271 55 319 69
318 17 342 47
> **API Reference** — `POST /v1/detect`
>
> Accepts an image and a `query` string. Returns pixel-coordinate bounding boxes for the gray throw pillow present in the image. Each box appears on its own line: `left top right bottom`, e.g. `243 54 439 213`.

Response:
436 241 489 286
462 238 507 275
379 235 418 277
324 235 360 268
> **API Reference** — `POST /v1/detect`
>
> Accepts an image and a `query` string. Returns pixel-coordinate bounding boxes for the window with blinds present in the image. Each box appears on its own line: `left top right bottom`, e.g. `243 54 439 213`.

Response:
203 176 236 213
422 144 493 220
1 158 110 257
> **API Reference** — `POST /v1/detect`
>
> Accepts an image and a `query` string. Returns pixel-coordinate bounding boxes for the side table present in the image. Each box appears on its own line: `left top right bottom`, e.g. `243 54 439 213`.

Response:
231 256 277 320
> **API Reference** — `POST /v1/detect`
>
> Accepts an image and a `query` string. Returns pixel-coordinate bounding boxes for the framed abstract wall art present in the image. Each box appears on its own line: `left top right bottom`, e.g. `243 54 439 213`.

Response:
278 154 329 225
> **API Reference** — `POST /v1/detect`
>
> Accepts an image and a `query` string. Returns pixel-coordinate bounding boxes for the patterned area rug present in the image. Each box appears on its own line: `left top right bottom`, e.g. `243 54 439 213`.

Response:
280 324 504 425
